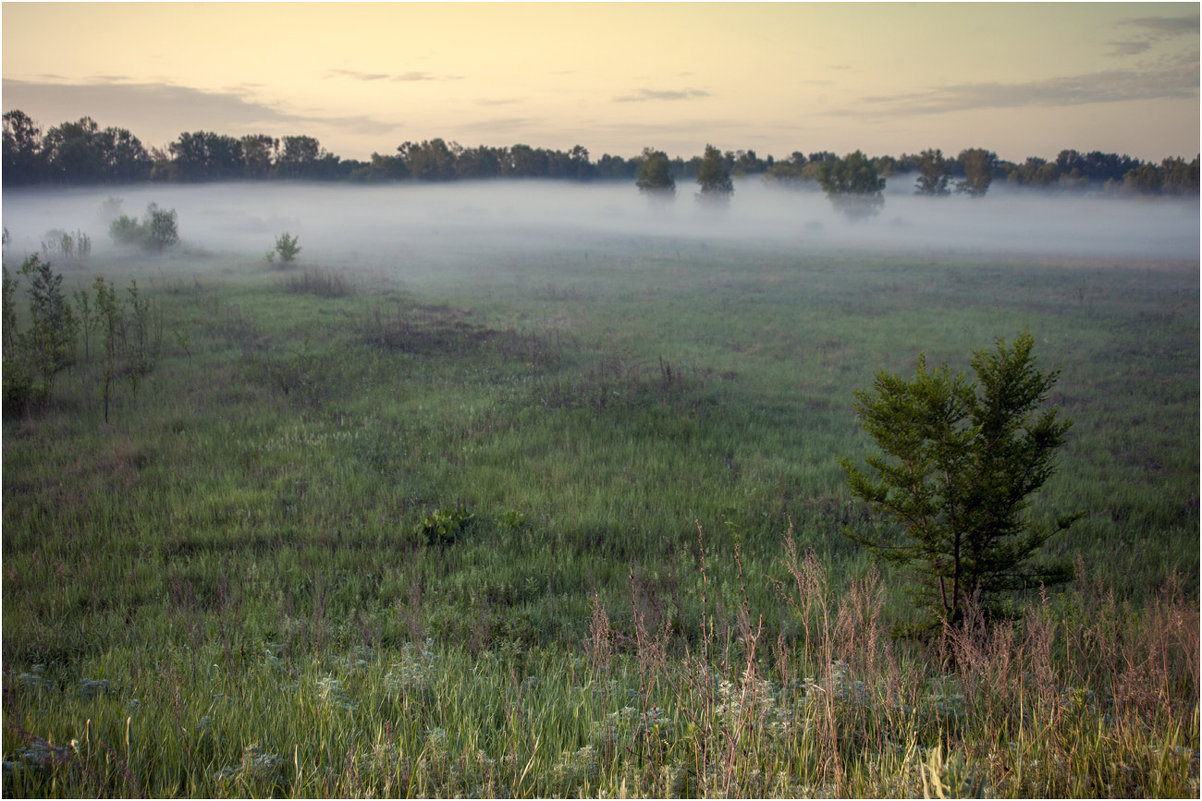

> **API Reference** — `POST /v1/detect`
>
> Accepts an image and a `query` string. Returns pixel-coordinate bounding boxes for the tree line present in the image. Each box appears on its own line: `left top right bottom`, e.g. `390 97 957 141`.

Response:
3 109 1198 198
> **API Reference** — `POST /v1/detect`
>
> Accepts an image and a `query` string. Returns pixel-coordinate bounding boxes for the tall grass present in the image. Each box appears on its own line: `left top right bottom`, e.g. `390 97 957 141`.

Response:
3 236 1197 796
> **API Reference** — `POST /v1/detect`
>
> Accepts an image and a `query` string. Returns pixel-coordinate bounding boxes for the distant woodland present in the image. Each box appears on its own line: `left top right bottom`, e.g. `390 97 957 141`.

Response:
3 109 1199 196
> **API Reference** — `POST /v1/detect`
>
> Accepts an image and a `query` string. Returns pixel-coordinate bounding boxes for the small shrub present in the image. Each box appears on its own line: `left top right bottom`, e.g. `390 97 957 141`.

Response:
109 214 144 246
2 255 78 413
274 232 301 263
40 229 91 263
109 204 178 251
415 506 475 545
145 204 179 250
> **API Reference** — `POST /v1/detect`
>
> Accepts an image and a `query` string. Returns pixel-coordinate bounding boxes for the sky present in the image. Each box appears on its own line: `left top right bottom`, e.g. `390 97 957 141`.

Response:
2 2 1198 163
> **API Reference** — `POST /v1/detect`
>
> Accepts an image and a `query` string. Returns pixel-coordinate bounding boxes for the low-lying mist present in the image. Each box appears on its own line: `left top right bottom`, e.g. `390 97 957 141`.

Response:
3 179 1198 269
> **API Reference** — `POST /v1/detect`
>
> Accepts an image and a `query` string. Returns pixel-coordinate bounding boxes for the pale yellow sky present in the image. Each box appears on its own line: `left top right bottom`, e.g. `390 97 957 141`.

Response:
3 2 1198 161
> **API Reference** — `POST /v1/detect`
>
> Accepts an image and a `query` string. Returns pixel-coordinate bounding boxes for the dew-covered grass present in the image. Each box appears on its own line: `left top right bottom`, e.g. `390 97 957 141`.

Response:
3 233 1197 797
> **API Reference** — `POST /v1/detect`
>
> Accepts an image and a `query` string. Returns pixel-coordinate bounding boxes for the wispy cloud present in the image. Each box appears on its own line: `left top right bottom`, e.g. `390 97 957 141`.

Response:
1125 14 1200 37
1 78 397 138
843 64 1197 118
328 69 391 81
613 88 710 103
1108 13 1199 56
395 71 463 82
326 69 463 82
1108 40 1152 57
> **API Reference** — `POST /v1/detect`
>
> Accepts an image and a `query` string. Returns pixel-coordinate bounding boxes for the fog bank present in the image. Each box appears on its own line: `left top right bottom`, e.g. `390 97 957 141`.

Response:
3 179 1198 266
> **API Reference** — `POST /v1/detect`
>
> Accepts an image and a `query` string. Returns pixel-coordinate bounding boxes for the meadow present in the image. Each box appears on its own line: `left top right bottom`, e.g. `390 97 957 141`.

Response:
2 185 1198 797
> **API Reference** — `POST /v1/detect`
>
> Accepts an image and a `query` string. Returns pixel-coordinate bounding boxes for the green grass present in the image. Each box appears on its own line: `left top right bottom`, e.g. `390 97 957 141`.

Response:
3 236 1198 796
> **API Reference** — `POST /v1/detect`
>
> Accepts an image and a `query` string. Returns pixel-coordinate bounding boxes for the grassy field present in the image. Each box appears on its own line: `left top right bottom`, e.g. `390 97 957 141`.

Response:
3 230 1198 797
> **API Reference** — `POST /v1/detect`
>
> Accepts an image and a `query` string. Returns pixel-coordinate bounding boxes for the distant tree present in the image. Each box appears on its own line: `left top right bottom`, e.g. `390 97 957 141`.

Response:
1006 157 1061 188
3 110 43 185
509 143 549 178
732 148 766 176
567 144 595 181
635 147 676 199
107 127 152 182
277 135 323 179
764 152 817 187
398 138 457 181
817 150 885 219
240 134 278 179
1160 156 1200 195
594 153 635 180
914 148 951 196
307 152 349 180
696 144 734 204
364 152 410 181
41 117 148 183
956 148 996 197
1055 149 1141 185
170 131 244 181
449 145 498 180
842 330 1079 629
1122 162 1164 195
40 117 104 182
873 155 898 177
148 146 177 182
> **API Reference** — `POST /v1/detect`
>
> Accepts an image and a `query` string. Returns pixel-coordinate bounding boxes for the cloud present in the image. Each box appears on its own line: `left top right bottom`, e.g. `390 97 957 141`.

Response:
613 88 710 103
328 69 392 81
844 64 1197 118
326 69 463 82
1107 40 1152 57
1125 14 1200 37
1109 14 1199 57
394 71 463 82
1 78 398 140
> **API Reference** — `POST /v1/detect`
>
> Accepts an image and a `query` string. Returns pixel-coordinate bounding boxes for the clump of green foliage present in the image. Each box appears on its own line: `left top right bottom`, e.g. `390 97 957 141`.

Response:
109 203 178 251
40 228 91 263
817 150 886 219
2 255 78 413
695 144 733 204
1 253 162 419
272 232 301 263
635 147 676 199
415 505 475 545
842 330 1081 628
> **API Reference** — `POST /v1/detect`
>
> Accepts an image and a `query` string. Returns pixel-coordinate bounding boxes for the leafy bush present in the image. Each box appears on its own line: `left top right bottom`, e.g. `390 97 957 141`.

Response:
145 204 179 250
109 203 179 251
109 214 143 246
415 506 475 545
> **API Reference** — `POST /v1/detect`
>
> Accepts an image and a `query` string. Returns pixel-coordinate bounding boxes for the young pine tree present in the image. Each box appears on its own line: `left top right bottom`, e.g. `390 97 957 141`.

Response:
841 331 1081 628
